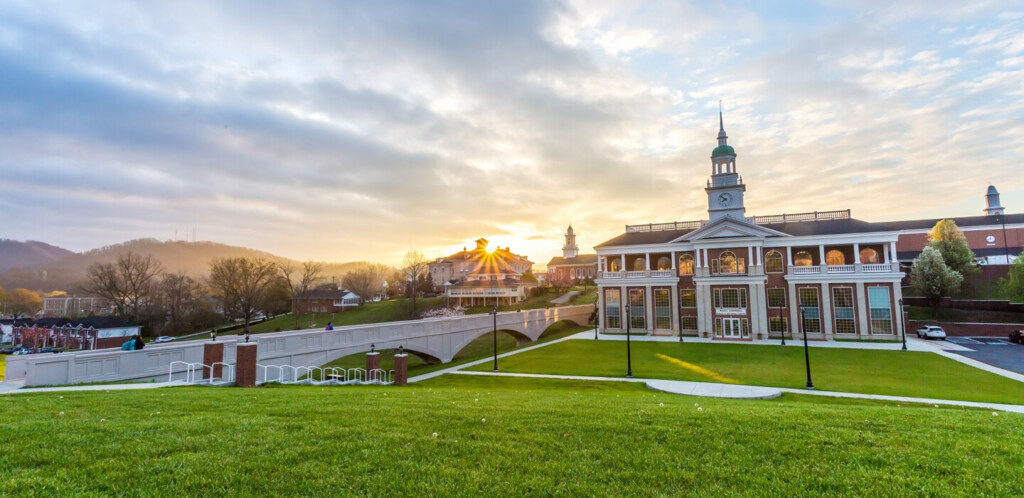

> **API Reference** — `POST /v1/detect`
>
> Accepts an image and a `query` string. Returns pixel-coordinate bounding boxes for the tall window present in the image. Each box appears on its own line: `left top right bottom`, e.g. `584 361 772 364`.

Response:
656 257 671 271
654 288 671 330
859 248 880 264
628 288 646 329
826 249 846 266
832 287 856 334
765 250 783 273
718 252 737 274
799 287 820 333
633 258 646 271
605 288 621 329
794 251 814 266
769 317 788 334
680 289 696 308
868 287 892 334
678 254 694 275
714 288 747 309
681 316 698 331
767 288 786 308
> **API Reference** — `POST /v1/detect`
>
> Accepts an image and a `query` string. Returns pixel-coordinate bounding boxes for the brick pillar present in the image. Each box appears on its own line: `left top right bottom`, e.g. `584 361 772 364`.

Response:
203 342 224 380
394 354 408 386
236 343 258 387
366 352 380 381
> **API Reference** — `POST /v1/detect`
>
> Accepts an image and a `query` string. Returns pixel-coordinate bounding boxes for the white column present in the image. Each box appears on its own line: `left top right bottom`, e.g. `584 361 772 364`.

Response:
646 285 654 334
695 248 702 268
883 245 890 264
820 285 833 337
671 252 676 270
645 253 651 271
620 254 626 272
670 285 679 333
890 242 899 263
747 245 754 270
786 246 793 270
818 245 826 266
756 247 762 266
853 243 861 264
788 282 799 337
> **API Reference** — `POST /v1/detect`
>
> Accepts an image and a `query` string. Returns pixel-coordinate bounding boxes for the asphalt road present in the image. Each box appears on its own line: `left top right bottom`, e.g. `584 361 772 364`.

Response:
945 337 1024 374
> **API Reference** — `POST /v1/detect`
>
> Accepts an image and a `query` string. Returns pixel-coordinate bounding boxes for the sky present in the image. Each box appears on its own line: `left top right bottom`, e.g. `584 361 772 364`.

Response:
2 0 1023 269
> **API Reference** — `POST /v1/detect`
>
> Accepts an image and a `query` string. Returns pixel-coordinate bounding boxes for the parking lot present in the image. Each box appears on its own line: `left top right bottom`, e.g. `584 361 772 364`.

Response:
945 337 1024 374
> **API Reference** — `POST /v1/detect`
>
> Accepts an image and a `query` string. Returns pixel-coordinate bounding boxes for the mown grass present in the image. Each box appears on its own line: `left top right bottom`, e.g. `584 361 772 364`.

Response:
467 339 1024 405
318 321 589 377
2 375 1022 495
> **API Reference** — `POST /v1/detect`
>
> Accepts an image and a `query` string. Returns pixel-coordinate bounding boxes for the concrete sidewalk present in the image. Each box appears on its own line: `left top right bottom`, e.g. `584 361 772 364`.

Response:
0 380 185 395
450 370 1024 413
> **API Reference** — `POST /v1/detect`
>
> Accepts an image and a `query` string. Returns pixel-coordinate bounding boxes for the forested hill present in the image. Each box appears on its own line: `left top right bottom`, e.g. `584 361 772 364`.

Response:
0 239 75 271
0 238 380 293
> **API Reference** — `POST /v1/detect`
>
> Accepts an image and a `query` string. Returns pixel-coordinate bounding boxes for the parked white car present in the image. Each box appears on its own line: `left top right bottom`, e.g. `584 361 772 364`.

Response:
916 326 947 340
153 336 176 343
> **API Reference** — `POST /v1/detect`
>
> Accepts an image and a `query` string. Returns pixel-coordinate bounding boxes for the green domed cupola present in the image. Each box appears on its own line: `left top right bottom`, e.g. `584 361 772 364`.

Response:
712 144 735 157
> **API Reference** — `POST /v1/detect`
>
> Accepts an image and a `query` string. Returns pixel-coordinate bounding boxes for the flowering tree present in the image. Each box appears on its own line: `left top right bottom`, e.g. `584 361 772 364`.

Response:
421 306 466 319
910 246 963 316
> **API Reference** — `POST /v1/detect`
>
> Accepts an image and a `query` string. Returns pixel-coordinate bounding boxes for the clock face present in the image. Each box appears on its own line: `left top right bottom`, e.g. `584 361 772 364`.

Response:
717 192 733 206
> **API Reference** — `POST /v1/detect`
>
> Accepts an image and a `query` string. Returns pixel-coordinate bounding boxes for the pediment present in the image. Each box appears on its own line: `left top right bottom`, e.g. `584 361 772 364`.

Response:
671 216 789 242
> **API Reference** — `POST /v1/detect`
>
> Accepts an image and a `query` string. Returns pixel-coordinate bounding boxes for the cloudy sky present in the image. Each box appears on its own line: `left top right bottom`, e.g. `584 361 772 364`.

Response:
2 1 1023 268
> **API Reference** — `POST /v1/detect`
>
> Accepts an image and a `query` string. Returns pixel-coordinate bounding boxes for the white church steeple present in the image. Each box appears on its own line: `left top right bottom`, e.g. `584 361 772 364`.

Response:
562 225 579 258
984 185 1005 216
705 106 746 221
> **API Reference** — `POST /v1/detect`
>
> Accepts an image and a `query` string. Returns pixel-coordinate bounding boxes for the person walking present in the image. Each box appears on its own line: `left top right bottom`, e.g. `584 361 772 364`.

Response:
133 334 145 350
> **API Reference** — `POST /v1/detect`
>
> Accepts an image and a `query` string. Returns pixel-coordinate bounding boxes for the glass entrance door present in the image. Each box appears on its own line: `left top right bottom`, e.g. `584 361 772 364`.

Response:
722 318 742 338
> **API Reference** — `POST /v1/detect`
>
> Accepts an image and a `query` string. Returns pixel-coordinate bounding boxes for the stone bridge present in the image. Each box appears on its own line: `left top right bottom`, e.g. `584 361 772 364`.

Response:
2 305 594 388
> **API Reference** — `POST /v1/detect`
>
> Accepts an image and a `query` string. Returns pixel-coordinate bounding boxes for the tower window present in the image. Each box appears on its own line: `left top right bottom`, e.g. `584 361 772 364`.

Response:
765 251 783 273
678 254 694 275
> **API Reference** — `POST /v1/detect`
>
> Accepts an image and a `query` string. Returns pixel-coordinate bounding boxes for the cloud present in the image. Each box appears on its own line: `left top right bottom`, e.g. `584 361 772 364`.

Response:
0 0 1022 269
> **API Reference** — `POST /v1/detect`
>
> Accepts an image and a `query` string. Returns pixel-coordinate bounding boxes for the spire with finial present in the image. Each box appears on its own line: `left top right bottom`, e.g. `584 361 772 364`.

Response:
717 100 728 143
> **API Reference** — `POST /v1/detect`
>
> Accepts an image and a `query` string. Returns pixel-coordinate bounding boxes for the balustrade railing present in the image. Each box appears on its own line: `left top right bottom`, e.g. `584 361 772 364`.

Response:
862 264 890 273
826 264 855 274
791 266 821 274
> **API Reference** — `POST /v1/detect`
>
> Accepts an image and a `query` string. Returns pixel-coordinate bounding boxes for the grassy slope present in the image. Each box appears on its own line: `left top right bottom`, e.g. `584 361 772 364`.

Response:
1 376 1022 495
233 298 444 335
318 321 589 376
468 340 1024 405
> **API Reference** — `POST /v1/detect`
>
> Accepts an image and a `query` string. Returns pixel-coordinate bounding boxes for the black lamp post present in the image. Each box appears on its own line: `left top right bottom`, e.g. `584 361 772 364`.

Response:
244 325 250 344
625 303 633 378
779 305 786 346
899 298 907 351
799 306 814 390
491 305 498 371
594 302 600 340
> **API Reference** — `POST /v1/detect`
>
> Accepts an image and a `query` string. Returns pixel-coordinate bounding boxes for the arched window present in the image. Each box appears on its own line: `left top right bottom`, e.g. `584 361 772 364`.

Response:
719 252 737 274
656 257 671 270
793 251 813 266
678 254 694 275
826 249 845 266
765 250 783 273
633 258 646 271
608 259 620 272
859 248 879 264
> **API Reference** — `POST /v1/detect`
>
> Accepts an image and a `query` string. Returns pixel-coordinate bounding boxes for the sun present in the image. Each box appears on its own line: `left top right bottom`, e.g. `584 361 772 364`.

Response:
485 242 496 254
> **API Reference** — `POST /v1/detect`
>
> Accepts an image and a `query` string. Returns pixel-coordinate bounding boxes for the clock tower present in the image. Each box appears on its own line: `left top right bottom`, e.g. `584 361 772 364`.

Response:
705 110 746 221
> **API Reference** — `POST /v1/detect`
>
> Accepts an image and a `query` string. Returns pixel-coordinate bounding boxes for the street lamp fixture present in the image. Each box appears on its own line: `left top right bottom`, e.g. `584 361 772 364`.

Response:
799 306 814 390
490 306 499 372
898 298 907 351
779 305 786 346
625 303 633 378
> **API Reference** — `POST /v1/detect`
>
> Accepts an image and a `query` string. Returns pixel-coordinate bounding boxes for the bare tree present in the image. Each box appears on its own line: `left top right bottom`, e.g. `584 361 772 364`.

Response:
209 257 279 328
279 261 324 328
342 264 389 305
160 271 204 334
81 252 164 322
402 250 430 317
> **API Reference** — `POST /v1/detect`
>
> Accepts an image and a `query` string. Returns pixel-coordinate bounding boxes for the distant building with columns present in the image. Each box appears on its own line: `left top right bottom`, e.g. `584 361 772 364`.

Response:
429 238 536 306
546 226 598 281
594 113 1022 340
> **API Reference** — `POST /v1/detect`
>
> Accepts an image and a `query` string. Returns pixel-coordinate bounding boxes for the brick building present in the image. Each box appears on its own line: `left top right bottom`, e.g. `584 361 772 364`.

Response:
594 113 1022 340
546 226 598 281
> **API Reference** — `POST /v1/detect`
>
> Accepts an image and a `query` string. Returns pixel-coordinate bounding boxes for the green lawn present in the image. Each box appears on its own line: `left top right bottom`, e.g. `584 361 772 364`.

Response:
318 321 589 377
467 340 1024 405
2 375 1022 495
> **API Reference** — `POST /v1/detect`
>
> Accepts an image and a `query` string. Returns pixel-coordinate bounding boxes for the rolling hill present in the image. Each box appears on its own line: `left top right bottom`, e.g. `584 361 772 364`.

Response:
0 238 382 293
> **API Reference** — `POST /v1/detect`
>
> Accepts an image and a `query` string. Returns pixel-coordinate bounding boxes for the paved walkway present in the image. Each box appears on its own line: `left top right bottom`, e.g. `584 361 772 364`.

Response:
450 370 1024 413
548 291 579 304
0 380 184 395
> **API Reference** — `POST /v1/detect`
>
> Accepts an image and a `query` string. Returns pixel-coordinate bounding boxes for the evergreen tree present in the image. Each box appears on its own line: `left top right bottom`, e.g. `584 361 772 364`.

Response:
910 246 963 316
927 219 976 276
